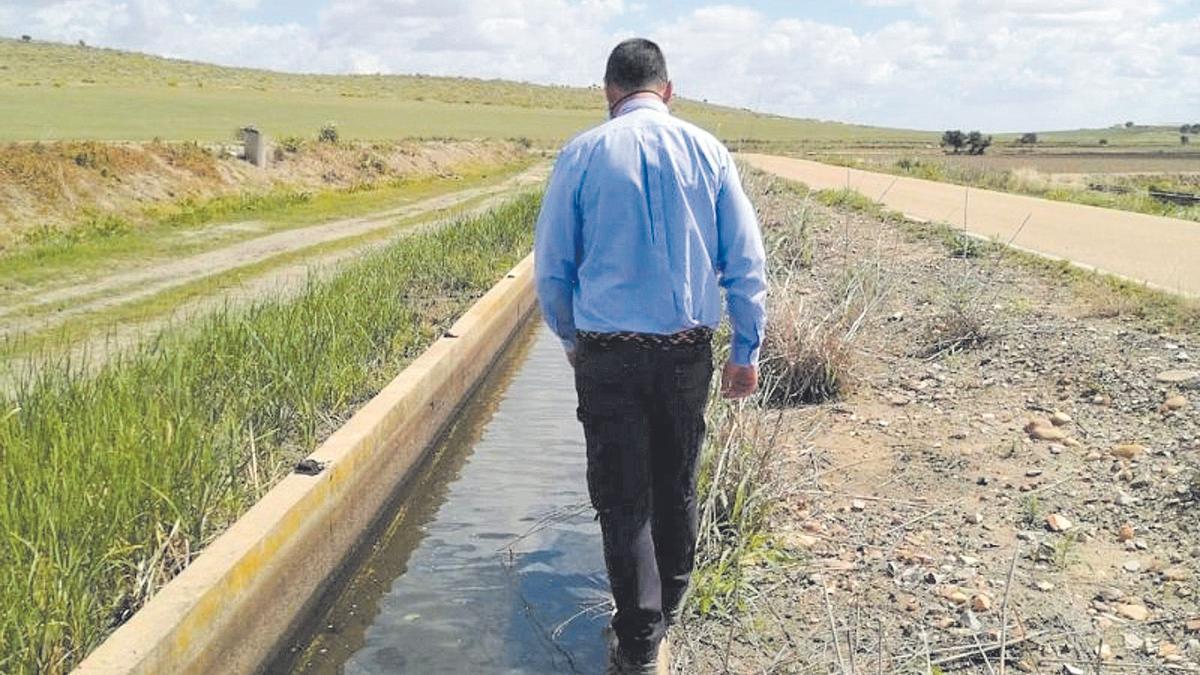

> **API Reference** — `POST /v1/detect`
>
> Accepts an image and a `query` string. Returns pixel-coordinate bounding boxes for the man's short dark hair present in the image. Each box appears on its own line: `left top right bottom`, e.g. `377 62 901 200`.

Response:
604 38 669 91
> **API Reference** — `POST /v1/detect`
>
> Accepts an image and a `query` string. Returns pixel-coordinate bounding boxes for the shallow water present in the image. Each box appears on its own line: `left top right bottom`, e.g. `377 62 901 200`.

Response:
274 322 609 674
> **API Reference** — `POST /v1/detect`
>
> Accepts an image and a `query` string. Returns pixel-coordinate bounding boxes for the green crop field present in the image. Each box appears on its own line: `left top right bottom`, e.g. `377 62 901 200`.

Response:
0 38 934 145
1002 126 1192 148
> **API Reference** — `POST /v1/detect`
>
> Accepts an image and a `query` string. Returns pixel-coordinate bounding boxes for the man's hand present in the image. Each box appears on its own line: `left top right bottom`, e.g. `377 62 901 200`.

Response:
721 362 758 399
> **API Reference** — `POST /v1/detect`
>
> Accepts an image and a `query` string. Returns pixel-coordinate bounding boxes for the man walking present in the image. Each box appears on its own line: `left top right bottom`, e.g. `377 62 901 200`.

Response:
535 38 767 673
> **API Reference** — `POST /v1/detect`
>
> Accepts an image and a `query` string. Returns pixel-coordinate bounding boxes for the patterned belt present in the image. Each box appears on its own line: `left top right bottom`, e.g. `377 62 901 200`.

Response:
576 326 714 350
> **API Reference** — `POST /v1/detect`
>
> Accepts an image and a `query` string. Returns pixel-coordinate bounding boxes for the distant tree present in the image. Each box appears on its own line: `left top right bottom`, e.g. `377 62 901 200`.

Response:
318 122 339 144
966 130 993 155
1191 124 1200 134
941 130 967 154
1018 132 1039 145
78 39 86 48
1183 124 1192 135
1124 121 1135 128
1099 138 1109 146
20 35 31 42
1184 135 1191 146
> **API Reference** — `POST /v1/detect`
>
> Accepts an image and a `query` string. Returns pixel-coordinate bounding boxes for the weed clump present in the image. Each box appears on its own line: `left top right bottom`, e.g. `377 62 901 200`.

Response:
947 232 984 258
276 135 304 153
815 188 885 217
318 122 339 144
920 271 998 358
759 302 854 405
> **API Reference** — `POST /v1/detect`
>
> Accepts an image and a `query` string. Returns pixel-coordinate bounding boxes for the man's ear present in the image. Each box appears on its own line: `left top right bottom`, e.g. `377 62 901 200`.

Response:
661 81 674 105
604 82 621 107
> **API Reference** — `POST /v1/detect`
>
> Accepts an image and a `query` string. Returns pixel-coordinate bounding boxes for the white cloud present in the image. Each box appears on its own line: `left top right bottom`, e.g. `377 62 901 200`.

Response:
655 1 1199 130
1 0 1196 131
313 0 628 82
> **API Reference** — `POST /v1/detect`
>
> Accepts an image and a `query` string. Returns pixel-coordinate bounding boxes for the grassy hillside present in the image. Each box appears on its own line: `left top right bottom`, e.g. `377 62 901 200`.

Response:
0 37 935 146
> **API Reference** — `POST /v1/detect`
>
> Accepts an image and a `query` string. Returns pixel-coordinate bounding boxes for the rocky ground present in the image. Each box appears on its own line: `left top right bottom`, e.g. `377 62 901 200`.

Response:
675 170 1200 674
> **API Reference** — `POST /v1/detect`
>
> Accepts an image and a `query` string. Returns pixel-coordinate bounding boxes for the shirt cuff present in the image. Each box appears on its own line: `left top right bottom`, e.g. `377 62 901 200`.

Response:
560 334 578 353
731 341 759 367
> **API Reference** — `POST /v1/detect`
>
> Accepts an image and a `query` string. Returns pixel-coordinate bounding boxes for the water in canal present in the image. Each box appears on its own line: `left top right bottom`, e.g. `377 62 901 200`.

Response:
273 322 610 674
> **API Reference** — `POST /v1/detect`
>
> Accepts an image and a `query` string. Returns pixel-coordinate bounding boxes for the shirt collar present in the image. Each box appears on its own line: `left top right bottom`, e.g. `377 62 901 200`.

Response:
614 95 669 118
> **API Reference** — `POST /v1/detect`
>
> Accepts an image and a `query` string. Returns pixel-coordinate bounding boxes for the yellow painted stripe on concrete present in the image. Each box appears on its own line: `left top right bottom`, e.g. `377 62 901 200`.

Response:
75 254 538 675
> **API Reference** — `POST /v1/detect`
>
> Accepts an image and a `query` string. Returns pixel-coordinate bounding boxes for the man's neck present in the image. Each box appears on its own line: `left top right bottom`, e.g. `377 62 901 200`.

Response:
609 90 667 118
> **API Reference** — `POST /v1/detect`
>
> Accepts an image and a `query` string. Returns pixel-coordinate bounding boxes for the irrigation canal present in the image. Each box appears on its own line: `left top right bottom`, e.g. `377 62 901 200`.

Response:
270 321 611 674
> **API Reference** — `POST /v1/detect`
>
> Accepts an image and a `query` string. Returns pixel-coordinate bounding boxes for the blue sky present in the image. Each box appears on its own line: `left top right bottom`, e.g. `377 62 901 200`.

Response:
3 0 1198 131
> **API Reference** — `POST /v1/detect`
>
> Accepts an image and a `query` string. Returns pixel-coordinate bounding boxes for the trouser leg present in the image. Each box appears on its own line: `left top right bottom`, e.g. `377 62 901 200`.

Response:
575 345 663 662
648 344 713 623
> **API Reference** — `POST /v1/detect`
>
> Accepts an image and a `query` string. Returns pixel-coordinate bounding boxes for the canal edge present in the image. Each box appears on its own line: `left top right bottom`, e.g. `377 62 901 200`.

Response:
73 254 539 675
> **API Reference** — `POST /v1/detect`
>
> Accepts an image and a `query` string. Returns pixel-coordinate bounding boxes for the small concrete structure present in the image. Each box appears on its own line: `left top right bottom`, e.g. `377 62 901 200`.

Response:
241 126 267 167
74 256 538 675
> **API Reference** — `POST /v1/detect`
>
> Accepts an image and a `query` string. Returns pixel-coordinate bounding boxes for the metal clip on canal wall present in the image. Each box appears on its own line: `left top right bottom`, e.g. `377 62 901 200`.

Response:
74 255 539 675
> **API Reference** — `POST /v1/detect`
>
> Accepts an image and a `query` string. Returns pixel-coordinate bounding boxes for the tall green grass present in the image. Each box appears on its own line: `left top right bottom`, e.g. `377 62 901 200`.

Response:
0 194 539 674
689 380 790 617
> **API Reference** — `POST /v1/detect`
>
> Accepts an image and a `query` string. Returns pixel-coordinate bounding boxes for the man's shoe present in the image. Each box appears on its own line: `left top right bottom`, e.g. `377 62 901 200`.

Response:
604 635 660 675
602 621 667 674
608 651 658 675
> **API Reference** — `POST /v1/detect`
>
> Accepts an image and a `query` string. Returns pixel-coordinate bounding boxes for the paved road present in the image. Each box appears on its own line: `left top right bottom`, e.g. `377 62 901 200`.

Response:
742 154 1200 297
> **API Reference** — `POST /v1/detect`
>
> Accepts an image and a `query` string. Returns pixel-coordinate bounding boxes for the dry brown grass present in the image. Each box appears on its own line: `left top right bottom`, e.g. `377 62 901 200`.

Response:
1076 283 1147 319
0 142 156 204
760 257 891 406
0 139 524 251
759 295 855 405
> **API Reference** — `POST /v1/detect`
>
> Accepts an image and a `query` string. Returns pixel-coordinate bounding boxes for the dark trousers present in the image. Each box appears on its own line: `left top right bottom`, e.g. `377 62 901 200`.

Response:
573 336 713 661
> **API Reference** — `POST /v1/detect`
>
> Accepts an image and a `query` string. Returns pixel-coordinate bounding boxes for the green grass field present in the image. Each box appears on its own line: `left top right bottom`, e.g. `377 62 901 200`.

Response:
999 126 1192 148
0 38 933 145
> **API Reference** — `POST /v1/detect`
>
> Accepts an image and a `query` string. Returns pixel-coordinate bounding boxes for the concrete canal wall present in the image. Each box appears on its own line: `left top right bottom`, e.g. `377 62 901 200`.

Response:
74 254 538 675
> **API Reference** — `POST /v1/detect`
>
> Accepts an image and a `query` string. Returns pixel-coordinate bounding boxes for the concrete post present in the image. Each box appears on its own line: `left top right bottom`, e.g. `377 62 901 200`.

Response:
242 126 267 167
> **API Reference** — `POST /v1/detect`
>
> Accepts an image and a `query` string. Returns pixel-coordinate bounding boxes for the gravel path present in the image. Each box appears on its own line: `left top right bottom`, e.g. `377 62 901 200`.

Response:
742 154 1200 297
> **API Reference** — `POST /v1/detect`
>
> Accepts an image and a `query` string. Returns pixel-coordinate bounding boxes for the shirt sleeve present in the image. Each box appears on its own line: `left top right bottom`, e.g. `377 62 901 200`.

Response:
534 147 584 353
715 154 768 366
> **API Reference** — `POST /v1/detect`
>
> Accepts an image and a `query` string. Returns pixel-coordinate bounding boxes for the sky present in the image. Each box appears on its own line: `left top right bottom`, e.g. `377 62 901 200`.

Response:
2 0 1198 131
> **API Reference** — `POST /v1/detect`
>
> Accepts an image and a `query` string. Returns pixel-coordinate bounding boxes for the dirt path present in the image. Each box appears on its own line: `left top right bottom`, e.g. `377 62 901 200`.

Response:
742 154 1200 297
0 164 548 342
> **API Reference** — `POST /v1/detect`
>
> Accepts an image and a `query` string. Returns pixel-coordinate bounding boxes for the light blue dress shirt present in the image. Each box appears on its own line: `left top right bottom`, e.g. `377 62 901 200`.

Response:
534 96 767 365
